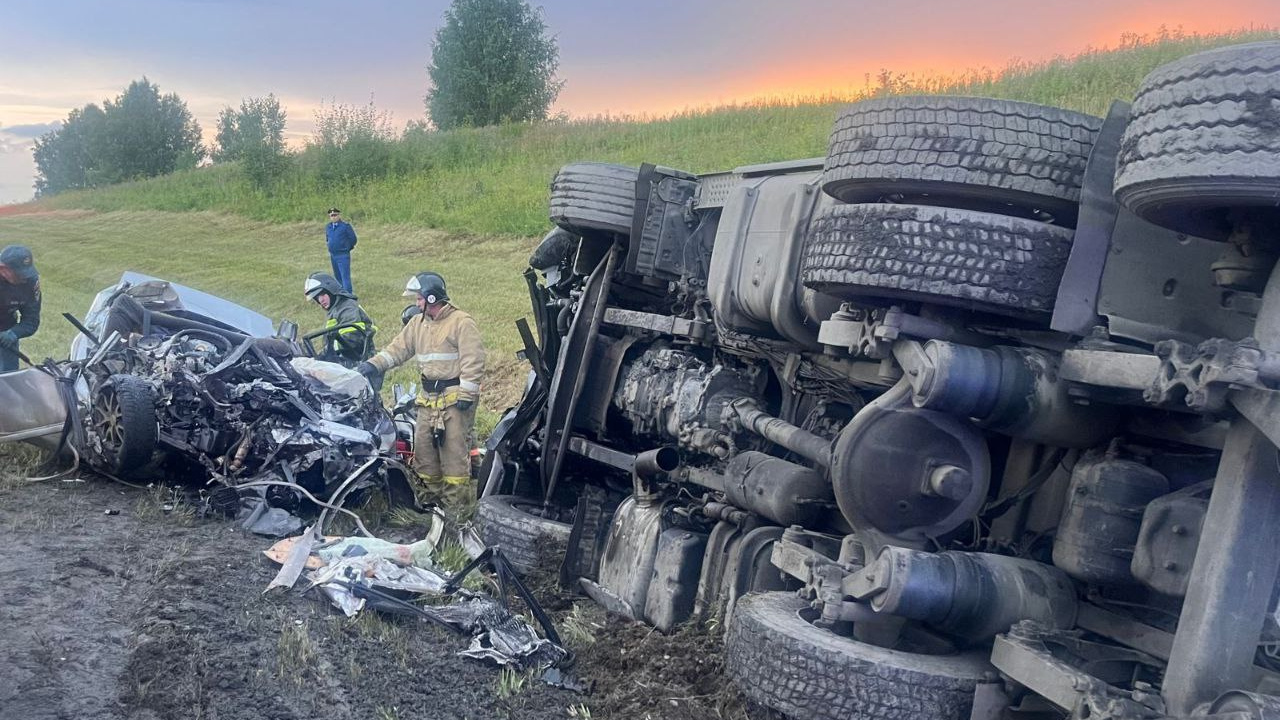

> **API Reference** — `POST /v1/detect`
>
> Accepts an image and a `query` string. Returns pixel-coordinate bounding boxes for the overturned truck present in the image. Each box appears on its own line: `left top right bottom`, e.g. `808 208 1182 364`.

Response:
478 41 1280 718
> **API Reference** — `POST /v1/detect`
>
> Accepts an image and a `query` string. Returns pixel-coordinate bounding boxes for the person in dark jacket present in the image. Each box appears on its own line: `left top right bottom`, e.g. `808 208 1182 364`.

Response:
304 271 375 366
0 245 40 373
325 207 358 293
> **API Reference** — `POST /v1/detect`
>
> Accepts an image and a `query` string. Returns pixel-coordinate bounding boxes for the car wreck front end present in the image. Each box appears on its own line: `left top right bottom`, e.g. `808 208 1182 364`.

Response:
20 272 415 524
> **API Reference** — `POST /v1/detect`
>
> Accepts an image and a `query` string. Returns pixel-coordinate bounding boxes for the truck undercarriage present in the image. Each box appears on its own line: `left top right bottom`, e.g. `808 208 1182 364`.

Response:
475 41 1280 719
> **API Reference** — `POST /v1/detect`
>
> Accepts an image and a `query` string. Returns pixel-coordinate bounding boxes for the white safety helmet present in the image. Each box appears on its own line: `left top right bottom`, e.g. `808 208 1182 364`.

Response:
402 272 448 304
304 272 341 301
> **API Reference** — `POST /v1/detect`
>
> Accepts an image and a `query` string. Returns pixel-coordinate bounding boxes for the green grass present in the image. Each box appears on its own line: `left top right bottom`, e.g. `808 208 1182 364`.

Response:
34 27 1278 237
0 211 537 414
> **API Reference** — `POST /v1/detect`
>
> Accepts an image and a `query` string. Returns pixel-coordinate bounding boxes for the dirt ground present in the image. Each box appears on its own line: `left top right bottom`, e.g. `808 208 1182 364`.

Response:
0 462 769 720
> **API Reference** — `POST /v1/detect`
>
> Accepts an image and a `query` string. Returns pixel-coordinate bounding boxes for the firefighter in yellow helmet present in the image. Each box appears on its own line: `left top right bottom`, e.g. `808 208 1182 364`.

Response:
358 272 485 513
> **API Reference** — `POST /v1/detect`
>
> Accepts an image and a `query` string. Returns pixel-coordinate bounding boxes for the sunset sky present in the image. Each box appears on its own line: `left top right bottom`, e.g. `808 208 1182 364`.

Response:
1 0 1277 203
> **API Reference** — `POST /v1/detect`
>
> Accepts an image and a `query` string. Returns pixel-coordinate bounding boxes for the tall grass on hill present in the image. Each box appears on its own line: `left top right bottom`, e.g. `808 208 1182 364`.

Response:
35 26 1278 237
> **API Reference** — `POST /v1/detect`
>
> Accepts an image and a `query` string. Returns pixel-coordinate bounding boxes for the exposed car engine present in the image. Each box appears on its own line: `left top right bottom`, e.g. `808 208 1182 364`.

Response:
72 282 413 514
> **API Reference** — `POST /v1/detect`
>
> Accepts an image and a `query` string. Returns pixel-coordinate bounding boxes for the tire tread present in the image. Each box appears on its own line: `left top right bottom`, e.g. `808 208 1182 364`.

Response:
475 495 572 575
1114 41 1280 237
549 163 639 236
823 96 1102 217
725 592 989 720
802 203 1074 316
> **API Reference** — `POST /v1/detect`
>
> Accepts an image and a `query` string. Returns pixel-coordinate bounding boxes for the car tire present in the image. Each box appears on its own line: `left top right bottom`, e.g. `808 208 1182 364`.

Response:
549 162 641 236
475 495 572 575
90 374 158 475
802 203 1074 318
823 96 1103 227
725 592 992 720
1114 41 1280 240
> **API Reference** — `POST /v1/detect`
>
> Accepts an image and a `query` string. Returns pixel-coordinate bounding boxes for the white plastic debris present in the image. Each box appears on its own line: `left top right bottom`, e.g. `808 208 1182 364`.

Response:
290 357 371 399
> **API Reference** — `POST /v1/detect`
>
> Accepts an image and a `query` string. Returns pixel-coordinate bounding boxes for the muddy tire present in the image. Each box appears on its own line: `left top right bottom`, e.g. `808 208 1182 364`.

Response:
475 495 572 575
529 227 579 270
802 203 1074 317
726 592 992 720
823 96 1102 226
549 163 640 236
1114 41 1280 240
90 374 158 475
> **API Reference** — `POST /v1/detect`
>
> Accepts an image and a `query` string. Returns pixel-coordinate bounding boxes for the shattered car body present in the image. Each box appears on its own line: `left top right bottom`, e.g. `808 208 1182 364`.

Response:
480 43 1280 720
67 273 414 511
0 367 65 448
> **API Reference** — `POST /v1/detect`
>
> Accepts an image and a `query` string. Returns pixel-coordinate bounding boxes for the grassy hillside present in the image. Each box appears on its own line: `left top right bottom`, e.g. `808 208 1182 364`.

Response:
6 27 1278 427
35 27 1279 237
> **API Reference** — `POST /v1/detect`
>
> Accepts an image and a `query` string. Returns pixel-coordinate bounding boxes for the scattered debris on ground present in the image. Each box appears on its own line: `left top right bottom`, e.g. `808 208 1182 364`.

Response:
0 459 768 720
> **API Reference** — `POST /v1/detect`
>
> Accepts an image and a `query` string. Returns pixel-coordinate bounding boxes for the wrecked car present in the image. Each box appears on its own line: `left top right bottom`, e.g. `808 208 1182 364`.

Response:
477 42 1280 719
51 272 413 517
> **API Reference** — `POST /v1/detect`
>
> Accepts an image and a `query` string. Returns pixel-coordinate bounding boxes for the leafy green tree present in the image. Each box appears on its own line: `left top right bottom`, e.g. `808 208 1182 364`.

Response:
302 98 397 186
214 95 289 187
425 0 563 130
94 79 204 183
32 104 105 196
32 78 203 195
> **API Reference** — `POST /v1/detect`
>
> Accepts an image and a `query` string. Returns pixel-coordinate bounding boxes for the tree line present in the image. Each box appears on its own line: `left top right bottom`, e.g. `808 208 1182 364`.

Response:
33 0 562 197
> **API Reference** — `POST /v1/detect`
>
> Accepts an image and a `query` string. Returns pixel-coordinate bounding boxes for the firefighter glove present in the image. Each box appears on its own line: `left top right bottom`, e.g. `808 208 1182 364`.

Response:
0 331 16 350
456 399 474 412
356 361 378 378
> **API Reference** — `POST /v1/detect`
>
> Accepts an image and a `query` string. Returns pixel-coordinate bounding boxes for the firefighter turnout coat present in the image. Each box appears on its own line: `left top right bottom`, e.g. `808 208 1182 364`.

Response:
368 304 485 402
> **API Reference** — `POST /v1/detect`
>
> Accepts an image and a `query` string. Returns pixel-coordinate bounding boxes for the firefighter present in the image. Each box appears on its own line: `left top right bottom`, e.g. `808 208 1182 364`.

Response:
303 271 376 367
358 271 485 513
0 245 40 373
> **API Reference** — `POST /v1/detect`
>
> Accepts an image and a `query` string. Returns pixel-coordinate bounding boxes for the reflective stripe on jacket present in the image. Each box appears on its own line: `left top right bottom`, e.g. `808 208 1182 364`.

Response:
369 304 485 400
325 295 376 360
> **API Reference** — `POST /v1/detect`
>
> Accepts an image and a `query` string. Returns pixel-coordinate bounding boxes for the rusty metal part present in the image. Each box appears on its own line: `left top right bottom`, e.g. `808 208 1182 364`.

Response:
830 380 990 543
991 622 1166 716
896 339 1118 448
1060 348 1163 396
729 399 831 467
846 547 1077 642
817 304 894 359
541 244 620 499
1052 454 1169 586
1164 261 1280 714
1131 481 1211 597
1147 337 1280 412
633 447 679 479
818 304 990 360
602 307 709 341
613 346 753 457
721 451 833 527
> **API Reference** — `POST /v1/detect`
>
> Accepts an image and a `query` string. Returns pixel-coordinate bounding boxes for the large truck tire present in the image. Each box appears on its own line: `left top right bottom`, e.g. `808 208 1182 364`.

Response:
90 374 158 476
549 163 640 236
1114 41 1280 240
475 495 572 575
823 96 1103 227
726 592 992 720
802 203 1074 318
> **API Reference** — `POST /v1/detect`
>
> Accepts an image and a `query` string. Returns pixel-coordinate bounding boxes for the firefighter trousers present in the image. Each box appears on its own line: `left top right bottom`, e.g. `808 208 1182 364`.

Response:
412 399 476 515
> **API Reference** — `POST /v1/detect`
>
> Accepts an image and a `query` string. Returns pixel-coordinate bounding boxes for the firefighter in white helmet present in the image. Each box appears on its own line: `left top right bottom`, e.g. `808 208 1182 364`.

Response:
303 272 376 367
358 272 485 513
